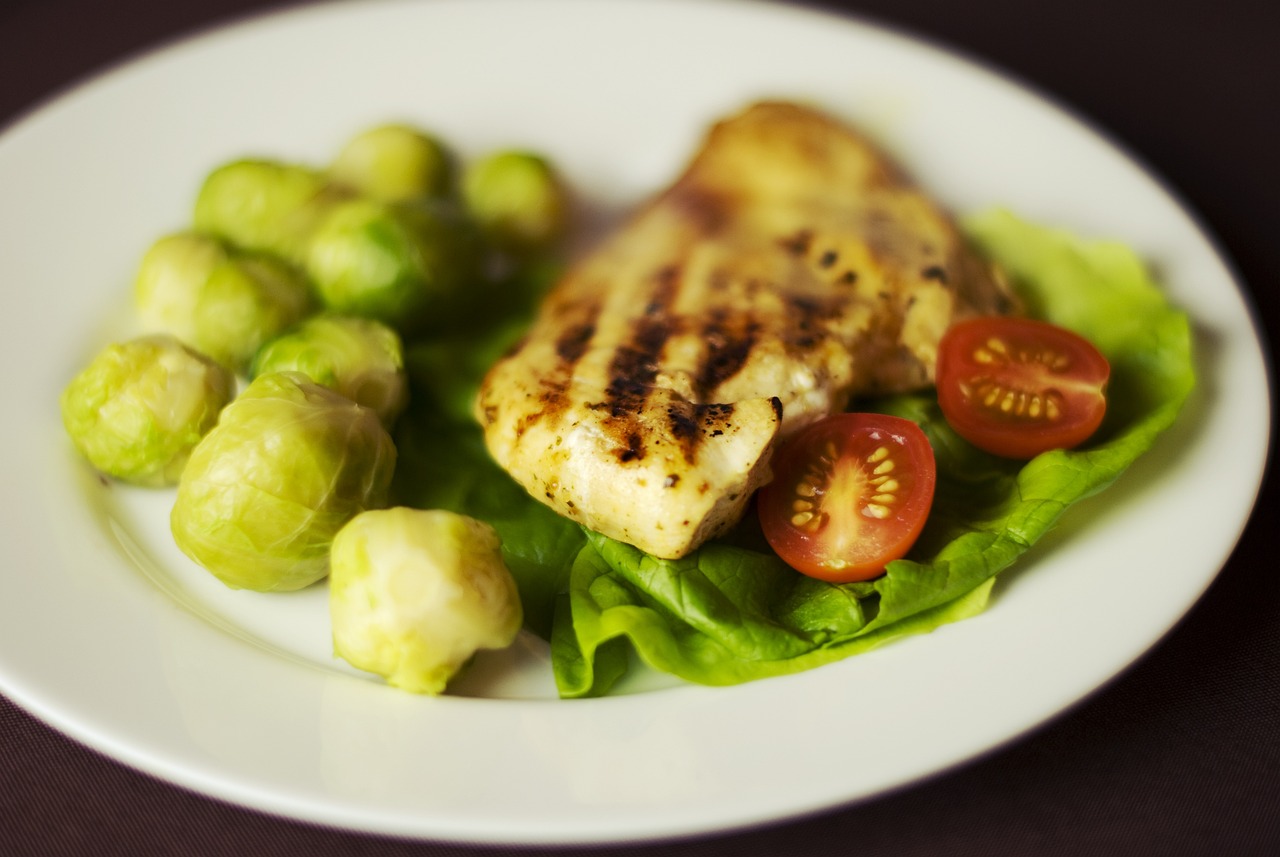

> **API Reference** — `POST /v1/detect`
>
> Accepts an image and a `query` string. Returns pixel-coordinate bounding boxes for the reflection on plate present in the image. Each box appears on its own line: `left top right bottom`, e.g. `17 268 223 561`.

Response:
0 0 1269 845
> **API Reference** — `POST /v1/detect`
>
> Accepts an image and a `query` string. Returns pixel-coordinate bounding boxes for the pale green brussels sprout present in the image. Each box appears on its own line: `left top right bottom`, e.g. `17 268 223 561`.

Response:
461 151 568 254
304 198 482 332
60 334 234 486
171 371 396 592
134 232 313 372
193 159 345 260
250 315 408 427
329 124 452 202
329 507 523 694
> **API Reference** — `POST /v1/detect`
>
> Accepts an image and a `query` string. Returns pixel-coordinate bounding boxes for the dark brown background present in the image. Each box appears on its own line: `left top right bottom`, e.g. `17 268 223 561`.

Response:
2 0 1276 854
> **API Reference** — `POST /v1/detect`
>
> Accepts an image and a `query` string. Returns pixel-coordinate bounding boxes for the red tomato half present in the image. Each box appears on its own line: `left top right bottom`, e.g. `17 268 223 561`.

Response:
758 413 936 582
936 317 1110 459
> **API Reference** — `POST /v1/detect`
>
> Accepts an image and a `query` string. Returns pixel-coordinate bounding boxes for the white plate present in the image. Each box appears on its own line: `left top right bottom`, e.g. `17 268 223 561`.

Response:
0 0 1270 845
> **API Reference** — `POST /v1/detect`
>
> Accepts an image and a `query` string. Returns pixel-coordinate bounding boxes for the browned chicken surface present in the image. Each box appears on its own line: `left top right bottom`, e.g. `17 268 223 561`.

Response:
475 101 1015 559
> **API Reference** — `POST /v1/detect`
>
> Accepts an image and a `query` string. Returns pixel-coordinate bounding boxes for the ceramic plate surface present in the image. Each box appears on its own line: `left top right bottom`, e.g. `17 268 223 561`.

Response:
0 0 1269 844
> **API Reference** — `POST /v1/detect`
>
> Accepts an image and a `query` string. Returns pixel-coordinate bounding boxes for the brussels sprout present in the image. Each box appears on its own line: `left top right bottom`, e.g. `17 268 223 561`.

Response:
60 334 234 486
304 198 482 332
171 371 396 592
251 315 408 426
461 151 568 254
329 124 452 202
134 232 313 372
329 507 523 694
194 159 345 260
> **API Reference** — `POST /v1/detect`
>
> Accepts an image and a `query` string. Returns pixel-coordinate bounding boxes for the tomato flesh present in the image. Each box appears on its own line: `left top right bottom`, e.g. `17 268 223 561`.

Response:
758 413 936 582
936 317 1109 459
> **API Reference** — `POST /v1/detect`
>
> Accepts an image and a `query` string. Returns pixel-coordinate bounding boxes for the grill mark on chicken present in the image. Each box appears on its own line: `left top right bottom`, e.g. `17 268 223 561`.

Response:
604 269 678 419
506 297 604 441
602 265 682 461
555 319 597 364
667 184 729 234
921 265 948 283
663 400 742 464
698 402 737 434
695 306 760 397
779 229 813 256
513 381 560 441
666 404 700 446
785 292 846 351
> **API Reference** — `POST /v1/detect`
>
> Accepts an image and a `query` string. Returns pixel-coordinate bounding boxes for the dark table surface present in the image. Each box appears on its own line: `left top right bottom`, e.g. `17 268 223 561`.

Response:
2 0 1276 854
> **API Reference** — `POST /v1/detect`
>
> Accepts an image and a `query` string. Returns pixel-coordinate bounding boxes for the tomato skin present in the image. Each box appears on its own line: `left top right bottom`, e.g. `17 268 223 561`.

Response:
757 413 936 582
936 317 1110 460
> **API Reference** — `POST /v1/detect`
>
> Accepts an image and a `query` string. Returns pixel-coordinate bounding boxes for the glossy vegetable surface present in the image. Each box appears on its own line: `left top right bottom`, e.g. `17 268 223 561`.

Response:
134 232 313 372
171 371 396 592
329 507 523 694
937 316 1110 459
757 413 937 581
304 198 482 331
60 334 234 486
250 314 407 427
193 159 339 260
462 151 568 254
329 123 452 202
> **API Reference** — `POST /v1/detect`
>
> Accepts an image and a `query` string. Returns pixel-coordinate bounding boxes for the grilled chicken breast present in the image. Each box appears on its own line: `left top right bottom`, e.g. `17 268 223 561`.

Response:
475 101 1015 559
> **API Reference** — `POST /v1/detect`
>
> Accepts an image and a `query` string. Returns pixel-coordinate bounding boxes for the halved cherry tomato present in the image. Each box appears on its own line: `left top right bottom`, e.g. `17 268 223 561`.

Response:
936 317 1110 459
758 413 936 582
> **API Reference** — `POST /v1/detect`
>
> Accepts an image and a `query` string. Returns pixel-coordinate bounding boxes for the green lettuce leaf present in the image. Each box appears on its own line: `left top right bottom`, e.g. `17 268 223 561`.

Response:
549 209 1195 696
394 210 1195 697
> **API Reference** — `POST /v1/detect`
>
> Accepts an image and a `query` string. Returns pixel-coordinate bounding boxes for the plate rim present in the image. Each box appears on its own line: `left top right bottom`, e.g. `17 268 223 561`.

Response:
0 0 1272 845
